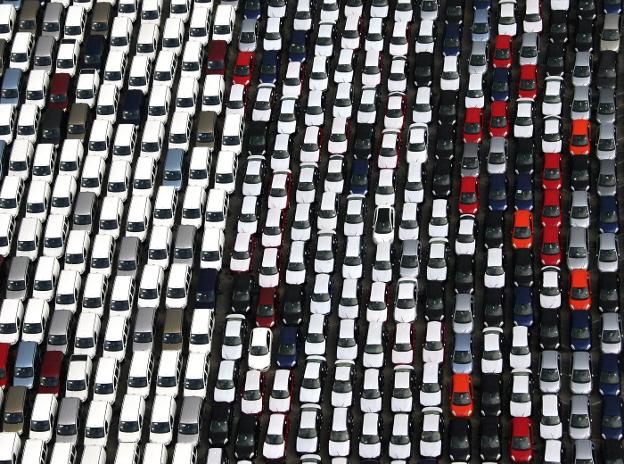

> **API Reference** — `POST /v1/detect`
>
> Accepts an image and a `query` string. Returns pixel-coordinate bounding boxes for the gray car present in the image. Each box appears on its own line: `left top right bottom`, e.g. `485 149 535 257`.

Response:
598 159 617 197
42 3 64 42
567 227 589 270
399 240 420 278
597 122 617 160
452 333 473 374
6 256 30 300
601 313 622 354
572 52 592 87
601 13 620 52
177 396 203 445
117 236 140 278
570 191 590 228
452 294 473 334
468 41 488 75
173 224 196 265
571 85 591 120
460 142 480 177
56 397 81 444
597 88 616 125
574 440 595 464
239 18 258 52
487 137 507 174
570 352 592 395
598 233 619 273
519 32 539 66
33 36 55 74
539 350 561 394
471 8 490 42
569 394 591 440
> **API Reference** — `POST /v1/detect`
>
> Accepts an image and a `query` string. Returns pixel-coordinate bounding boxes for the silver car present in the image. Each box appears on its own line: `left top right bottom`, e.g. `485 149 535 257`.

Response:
452 333 473 374
487 137 507 174
600 313 622 354
468 41 488 75
597 122 617 160
598 159 617 197
569 395 591 440
539 350 561 394
238 18 258 52
461 143 480 177
453 294 474 334
601 13 620 52
598 233 619 272
572 52 592 87
471 8 490 42
570 352 592 395
567 227 589 270
574 440 595 464
519 33 539 66
571 85 591 120
570 191 590 228
177 397 203 445
597 88 616 125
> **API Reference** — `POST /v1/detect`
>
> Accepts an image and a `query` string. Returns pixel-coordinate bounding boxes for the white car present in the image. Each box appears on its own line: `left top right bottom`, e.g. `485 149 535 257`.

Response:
331 360 355 407
230 232 254 273
333 83 352 118
388 57 408 92
213 360 237 403
510 325 531 369
304 314 326 356
412 86 432 123
392 322 414 364
359 412 382 459
481 327 504 373
365 18 384 52
238 196 259 235
328 117 348 154
259 247 280 288
312 274 332 314
252 84 275 122
267 171 291 210
514 98 534 138
420 362 442 406
248 327 272 371
242 155 265 197
372 242 393 283
285 241 307 284
394 277 417 322
422 321 444 364
455 214 476 255
299 356 326 404
314 232 335 274
268 369 292 413
344 195 365 237
542 76 563 116
328 408 350 457
384 92 406 130
264 18 282 50
427 238 448 282
342 236 363 279
542 116 563 153
296 404 321 454
315 22 335 56
414 19 434 53
484 248 505 288
429 199 449 238
510 369 533 417
360 368 382 413
277 97 297 134
420 407 443 457
406 122 428 165
498 0 518 36
391 366 414 412
540 267 561 308
263 414 288 461
324 156 344 193
465 73 485 108
366 282 388 322
540 395 562 439
398 202 419 241
375 169 395 206
305 90 325 126
201 75 225 113
440 55 460 91
261 208 283 248
372 206 394 244
241 369 263 415
336 319 358 361
282 61 302 97
221 314 245 361
391 20 410 56
334 48 355 83
523 0 542 32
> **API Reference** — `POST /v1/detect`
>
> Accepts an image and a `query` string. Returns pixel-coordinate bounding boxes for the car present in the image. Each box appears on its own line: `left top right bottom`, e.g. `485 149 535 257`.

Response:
569 395 591 440
328 408 351 457
449 418 471 462
452 333 473 374
276 326 298 368
570 351 593 395
269 369 293 413
601 313 622 354
234 414 259 460
488 173 507 211
208 403 232 447
247 328 272 372
570 119 591 156
481 328 503 373
427 239 448 282
510 369 533 416
458 176 479 214
232 52 254 88
488 102 509 137
451 374 473 417
481 373 502 416
602 396 623 440
542 153 562 191
569 269 591 310
510 417 534 463
512 210 533 249
497 0 517 35
471 8 490 42
492 34 512 68
491 68 510 101
541 228 562 267
600 195 620 233
462 107 483 143
259 50 280 85
391 365 414 412
420 407 443 457
289 29 308 62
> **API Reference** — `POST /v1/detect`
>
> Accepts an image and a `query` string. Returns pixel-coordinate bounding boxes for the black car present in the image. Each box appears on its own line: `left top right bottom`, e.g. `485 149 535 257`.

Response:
454 255 474 294
481 374 502 416
432 158 452 198
483 288 504 327
414 52 434 86
208 403 233 446
604 439 624 464
234 414 259 460
435 124 456 159
231 272 255 313
438 91 458 126
120 90 145 126
515 138 535 174
570 154 590 191
81 35 107 72
600 272 620 312
248 121 268 157
545 43 565 76
575 17 594 51
598 51 617 89
282 284 305 326
480 417 502 461
549 10 568 43
513 249 534 287
449 418 471 461
195 268 218 310
540 308 561 350
484 212 504 249
353 123 375 160
425 281 445 321
445 0 464 24
577 0 596 20
40 108 65 145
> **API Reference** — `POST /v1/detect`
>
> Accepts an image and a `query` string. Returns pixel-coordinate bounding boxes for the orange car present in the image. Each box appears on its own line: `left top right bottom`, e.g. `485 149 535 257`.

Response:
569 119 591 156
512 210 534 249
569 269 592 310
451 374 473 417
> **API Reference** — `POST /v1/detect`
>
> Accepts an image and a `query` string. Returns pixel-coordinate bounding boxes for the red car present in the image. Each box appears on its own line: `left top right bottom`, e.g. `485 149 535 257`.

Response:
570 119 591 156
48 73 72 111
459 176 479 214
462 107 484 143
518 65 537 100
256 287 278 328
38 351 64 396
0 343 9 388
541 189 562 229
204 40 228 75
232 51 255 87
493 35 513 68
489 101 509 137
542 152 562 190
540 225 562 266
510 417 534 463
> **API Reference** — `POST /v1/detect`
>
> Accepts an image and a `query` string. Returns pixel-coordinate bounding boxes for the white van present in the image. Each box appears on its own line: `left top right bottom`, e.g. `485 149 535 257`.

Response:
58 139 84 179
64 6 87 43
31 143 56 184
10 32 34 71
81 445 106 464
115 443 140 464
127 350 154 397
25 70 49 108
64 230 90 274
29 393 58 442
87 119 113 158
201 75 225 113
128 55 152 94
181 41 204 79
80 155 105 196
140 120 165 159
189 310 215 354
133 157 157 198
172 444 197 464
213 5 235 43
149 395 177 445
110 17 133 53
55 270 81 312
205 189 229 231
106 161 131 202
82 272 108 316
32 255 60 301
214 150 238 194
126 196 152 241
112 124 137 162
74 312 101 358
110 275 135 319
153 51 177 88
162 18 184 55
0 433 21 464
49 443 76 464
138 265 164 309
21 439 47 464
0 5 16 42
136 22 159 60
22 299 50 344
142 443 167 464
222 113 244 155
200 228 225 269
189 7 211 44
188 147 212 188
183 351 210 397
118 395 146 443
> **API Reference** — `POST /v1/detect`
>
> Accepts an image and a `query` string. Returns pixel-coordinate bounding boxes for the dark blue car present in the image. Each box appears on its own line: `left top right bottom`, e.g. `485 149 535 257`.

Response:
443 23 462 56
600 354 621 396
491 68 510 102
514 172 534 211
604 0 622 14
289 30 309 63
473 0 491 10
244 0 262 19
488 173 508 211
276 327 299 368
602 396 624 440
513 285 534 327
259 51 280 84
599 195 619 233
570 310 592 351
350 159 370 195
